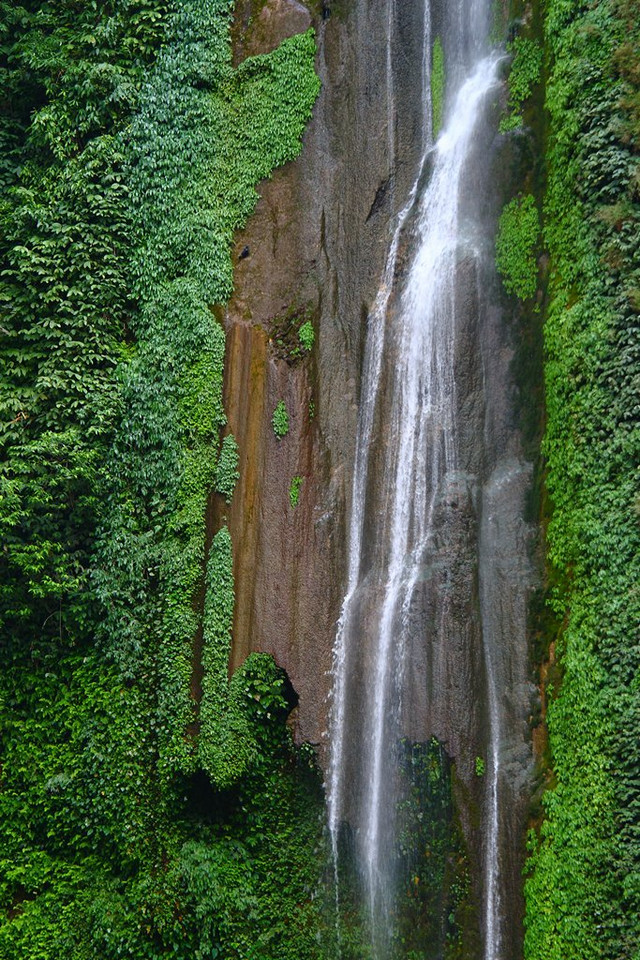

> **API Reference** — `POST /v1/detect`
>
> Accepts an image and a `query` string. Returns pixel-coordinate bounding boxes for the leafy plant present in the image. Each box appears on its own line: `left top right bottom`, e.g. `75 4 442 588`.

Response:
298 319 315 352
272 400 289 439
496 194 540 300
215 434 240 503
289 475 303 508
500 36 542 132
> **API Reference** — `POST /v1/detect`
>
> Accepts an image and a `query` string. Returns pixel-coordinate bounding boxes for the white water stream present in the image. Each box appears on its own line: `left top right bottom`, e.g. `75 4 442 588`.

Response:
327 4 505 957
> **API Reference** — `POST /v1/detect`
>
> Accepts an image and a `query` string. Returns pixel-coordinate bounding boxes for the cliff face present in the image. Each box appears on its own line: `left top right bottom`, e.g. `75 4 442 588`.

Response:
225 2 542 955
225 0 430 748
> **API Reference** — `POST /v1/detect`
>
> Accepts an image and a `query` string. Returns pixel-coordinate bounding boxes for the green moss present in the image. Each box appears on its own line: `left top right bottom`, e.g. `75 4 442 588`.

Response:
496 194 540 300
395 740 475 958
431 38 445 138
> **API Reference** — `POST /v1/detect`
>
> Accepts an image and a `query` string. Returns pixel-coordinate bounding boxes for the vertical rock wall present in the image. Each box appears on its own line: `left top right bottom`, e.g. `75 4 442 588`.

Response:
224 0 429 749
224 2 541 954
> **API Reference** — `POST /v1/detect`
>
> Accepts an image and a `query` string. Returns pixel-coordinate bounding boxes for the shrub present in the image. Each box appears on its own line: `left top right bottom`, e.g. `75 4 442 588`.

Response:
298 320 315 352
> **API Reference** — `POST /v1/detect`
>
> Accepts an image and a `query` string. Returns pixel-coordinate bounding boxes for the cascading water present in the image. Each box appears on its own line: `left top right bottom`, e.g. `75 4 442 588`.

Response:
327 2 531 958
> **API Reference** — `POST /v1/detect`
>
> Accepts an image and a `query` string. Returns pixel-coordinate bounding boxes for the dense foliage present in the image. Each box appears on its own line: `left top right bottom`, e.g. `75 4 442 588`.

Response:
523 0 640 957
0 0 169 657
215 435 240 503
495 193 540 300
500 35 543 132
0 0 326 955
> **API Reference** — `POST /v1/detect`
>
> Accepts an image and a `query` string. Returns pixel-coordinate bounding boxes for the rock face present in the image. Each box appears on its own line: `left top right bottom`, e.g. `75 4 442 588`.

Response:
224 1 540 955
232 0 312 62
224 0 430 750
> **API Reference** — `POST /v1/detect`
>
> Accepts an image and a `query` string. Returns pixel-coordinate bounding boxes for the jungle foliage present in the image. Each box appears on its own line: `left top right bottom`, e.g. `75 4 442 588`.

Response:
0 1 327 955
495 193 540 300
524 0 640 957
500 35 543 132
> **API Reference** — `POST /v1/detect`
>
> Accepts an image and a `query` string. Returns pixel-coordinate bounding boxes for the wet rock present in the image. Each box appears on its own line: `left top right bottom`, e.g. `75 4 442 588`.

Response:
223 0 542 955
224 0 430 752
233 0 312 64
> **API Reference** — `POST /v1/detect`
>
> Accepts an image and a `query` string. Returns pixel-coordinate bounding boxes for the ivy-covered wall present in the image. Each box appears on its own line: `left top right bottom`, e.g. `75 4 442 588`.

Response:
0 1 331 955
497 0 640 956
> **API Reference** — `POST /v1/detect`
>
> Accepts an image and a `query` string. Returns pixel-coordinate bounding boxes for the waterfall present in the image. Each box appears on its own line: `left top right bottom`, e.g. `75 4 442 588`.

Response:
327 2 519 957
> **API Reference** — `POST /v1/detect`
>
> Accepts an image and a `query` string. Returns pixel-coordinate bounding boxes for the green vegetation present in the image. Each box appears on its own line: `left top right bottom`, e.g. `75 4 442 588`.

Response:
198 528 308 832
0 0 167 661
495 194 540 300
500 36 543 132
97 0 319 780
474 757 485 777
524 0 640 956
269 304 316 362
215 434 240 502
298 319 315 352
199 527 254 787
0 0 325 954
431 38 445 138
271 399 290 439
289 475 303 508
